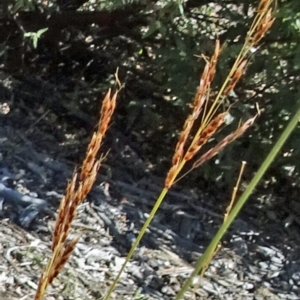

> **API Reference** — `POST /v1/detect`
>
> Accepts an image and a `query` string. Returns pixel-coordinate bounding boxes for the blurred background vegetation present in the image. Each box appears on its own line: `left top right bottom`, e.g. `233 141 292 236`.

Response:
1 0 299 196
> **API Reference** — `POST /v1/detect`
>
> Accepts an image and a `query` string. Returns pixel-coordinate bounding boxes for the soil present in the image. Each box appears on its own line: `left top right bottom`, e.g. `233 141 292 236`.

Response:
0 14 299 298
0 71 299 300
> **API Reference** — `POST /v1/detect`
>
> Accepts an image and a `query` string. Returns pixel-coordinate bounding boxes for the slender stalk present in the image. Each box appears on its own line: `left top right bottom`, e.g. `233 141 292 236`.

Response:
104 187 168 299
175 103 300 299
34 90 117 300
103 159 186 299
104 1 275 297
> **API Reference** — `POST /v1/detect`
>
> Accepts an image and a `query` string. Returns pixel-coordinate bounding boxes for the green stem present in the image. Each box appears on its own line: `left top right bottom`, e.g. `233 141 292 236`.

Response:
176 102 300 299
103 187 169 300
103 157 188 300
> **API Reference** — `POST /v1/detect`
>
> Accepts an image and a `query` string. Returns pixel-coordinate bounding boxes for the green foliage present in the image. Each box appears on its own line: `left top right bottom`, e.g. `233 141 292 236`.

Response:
141 0 300 187
177 102 300 299
24 28 48 48
11 0 300 187
14 0 36 12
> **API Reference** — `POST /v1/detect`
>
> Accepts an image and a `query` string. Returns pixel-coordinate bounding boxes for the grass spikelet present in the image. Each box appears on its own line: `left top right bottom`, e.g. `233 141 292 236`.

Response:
172 40 221 168
49 237 80 284
165 165 179 188
193 115 257 169
34 89 118 300
184 111 227 161
223 60 247 96
207 39 220 82
105 2 275 299
253 12 275 44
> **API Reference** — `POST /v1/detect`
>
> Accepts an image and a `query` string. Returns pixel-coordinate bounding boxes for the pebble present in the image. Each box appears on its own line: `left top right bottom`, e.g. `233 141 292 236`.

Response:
292 272 300 282
243 282 254 290
271 256 284 265
258 262 269 270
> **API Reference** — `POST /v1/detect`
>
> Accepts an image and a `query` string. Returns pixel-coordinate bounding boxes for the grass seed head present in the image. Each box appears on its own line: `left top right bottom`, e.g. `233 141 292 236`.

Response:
193 116 257 168
185 112 227 161
35 89 118 300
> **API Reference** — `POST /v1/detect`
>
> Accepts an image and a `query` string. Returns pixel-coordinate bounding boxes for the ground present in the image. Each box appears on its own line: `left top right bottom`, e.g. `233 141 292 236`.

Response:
0 71 300 300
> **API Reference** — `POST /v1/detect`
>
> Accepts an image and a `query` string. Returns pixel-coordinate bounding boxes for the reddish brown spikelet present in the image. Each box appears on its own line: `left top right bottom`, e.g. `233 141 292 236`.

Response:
81 90 117 182
56 200 77 242
172 142 185 166
208 40 220 82
171 41 221 168
173 120 192 165
81 134 101 181
100 90 112 122
184 112 227 161
49 238 79 284
253 3 275 45
80 160 101 200
48 246 64 284
35 88 118 300
257 0 268 12
253 17 275 44
224 60 247 96
165 165 178 188
99 92 116 134
65 200 77 229
34 274 47 300
193 41 220 109
52 173 77 250
172 103 203 167
193 116 257 168
233 60 247 81
197 62 210 102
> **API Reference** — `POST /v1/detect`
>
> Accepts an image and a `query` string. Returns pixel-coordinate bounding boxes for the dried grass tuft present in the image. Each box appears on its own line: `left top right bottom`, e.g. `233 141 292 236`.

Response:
193 115 257 169
166 0 274 191
34 89 118 300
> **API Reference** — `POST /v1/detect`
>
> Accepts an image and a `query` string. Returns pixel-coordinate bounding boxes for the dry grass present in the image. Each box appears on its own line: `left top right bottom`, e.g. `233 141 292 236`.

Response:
34 89 118 300
111 1 274 299
33 0 276 299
